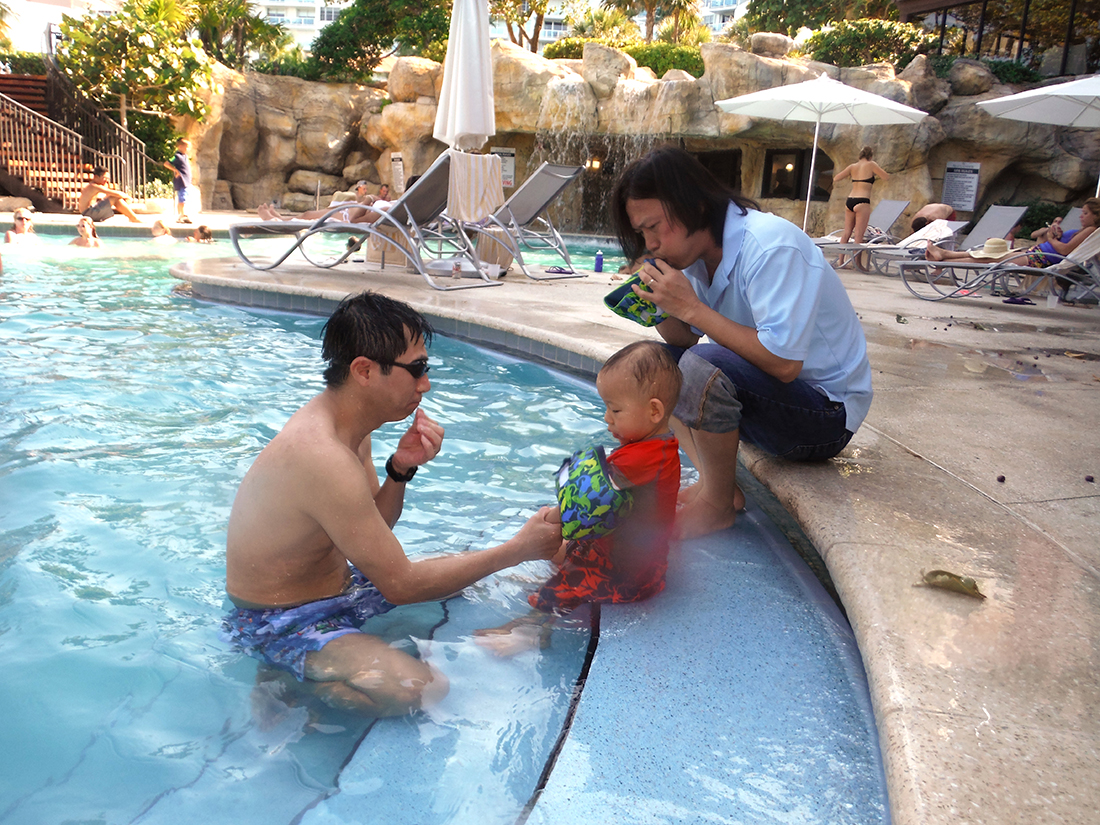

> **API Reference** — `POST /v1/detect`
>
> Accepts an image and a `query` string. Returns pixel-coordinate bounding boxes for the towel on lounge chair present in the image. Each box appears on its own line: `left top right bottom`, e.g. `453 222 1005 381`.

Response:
895 218 961 247
447 152 504 222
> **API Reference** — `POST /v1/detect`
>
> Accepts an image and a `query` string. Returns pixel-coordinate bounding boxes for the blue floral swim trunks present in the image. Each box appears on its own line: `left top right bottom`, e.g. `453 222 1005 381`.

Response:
221 565 397 681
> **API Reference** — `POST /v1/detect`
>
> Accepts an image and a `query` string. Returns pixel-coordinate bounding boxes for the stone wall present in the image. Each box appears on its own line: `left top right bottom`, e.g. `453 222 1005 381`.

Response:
186 42 1099 236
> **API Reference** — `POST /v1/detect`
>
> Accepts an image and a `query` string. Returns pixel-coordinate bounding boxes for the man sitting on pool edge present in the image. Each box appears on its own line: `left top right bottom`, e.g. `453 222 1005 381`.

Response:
222 291 563 716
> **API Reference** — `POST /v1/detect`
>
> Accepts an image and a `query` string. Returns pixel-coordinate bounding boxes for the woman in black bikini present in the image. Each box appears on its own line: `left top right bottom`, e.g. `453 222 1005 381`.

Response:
833 146 890 245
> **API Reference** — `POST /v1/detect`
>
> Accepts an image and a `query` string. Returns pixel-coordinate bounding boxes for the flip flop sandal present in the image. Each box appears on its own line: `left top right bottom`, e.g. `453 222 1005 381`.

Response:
544 265 575 274
1002 296 1035 305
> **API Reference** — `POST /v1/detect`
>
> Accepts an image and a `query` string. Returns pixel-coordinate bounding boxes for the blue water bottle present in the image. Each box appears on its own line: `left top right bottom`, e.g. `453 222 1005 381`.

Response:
594 250 603 273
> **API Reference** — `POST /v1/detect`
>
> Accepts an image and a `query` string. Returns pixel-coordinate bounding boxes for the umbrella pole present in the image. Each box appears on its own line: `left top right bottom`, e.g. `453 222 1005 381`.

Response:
803 118 822 232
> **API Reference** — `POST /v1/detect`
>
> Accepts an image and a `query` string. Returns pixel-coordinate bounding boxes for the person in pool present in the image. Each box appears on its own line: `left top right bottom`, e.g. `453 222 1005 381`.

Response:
5 208 40 244
222 291 562 716
475 340 682 655
70 216 102 248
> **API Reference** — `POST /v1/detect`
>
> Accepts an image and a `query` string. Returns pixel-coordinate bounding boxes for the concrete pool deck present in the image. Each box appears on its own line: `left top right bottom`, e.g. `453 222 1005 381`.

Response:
21 210 1100 824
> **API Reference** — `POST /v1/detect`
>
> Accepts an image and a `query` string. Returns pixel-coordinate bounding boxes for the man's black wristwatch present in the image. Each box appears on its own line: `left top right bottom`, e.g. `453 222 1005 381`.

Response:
385 455 418 483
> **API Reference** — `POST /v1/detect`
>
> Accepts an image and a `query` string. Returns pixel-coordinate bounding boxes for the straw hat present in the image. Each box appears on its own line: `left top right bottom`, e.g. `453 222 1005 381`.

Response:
968 237 1010 259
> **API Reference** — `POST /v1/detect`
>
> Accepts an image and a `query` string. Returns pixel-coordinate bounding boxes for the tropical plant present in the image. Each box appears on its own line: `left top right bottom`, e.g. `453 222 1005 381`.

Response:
56 0 216 129
392 0 450 56
625 41 704 77
490 0 552 52
744 0 897 37
189 0 294 69
602 0 661 42
0 51 48 74
802 19 937 69
569 8 640 41
310 0 398 80
654 0 707 46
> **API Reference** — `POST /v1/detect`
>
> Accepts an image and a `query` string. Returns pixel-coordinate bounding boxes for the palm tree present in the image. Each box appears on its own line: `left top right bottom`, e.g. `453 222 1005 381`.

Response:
569 7 640 41
601 0 660 42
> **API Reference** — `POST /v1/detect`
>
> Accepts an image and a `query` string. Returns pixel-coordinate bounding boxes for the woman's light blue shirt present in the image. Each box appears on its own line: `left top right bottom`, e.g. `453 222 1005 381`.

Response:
681 204 873 432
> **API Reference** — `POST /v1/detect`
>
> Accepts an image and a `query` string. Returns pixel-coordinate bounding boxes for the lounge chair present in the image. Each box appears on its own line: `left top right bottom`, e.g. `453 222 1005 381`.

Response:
950 204 1028 251
862 218 970 276
1061 207 1083 233
814 199 910 271
229 152 503 291
449 162 584 280
815 199 911 246
899 226 1100 303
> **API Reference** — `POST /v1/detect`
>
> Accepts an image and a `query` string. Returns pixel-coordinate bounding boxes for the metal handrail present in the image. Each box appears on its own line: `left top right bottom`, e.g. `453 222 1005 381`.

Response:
0 92 85 210
43 54 153 198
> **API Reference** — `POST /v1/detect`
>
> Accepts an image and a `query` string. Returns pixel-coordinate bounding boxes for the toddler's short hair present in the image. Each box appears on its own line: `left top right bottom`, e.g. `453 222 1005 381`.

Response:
601 340 682 413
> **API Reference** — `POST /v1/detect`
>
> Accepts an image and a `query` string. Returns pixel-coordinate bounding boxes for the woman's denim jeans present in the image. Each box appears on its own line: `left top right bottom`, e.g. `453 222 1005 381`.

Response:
669 344 852 461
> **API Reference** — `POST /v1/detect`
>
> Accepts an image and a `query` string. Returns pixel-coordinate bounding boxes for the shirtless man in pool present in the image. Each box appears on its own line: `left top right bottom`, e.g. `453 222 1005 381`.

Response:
224 291 562 716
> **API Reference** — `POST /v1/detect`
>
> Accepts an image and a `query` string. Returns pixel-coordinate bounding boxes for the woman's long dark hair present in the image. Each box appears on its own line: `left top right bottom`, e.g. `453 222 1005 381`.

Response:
611 145 758 263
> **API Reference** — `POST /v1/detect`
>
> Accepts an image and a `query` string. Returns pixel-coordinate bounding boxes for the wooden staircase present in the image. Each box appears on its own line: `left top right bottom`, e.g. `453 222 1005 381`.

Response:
0 86 85 211
0 75 50 116
0 68 152 212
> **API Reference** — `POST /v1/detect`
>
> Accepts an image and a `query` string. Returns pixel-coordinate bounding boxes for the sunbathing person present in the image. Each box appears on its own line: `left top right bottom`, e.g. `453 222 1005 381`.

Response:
257 182 390 224
925 198 1098 266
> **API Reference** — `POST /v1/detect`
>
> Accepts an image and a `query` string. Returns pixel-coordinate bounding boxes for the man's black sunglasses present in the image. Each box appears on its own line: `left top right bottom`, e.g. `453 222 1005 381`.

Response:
384 358 430 379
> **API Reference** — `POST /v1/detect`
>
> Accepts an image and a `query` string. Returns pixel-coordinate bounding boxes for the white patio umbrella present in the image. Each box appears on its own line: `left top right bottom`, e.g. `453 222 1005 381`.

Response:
976 74 1100 196
433 0 495 151
716 74 928 230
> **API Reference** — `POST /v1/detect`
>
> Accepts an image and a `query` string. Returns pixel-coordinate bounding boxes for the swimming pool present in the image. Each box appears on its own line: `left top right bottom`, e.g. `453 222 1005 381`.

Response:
0 240 889 824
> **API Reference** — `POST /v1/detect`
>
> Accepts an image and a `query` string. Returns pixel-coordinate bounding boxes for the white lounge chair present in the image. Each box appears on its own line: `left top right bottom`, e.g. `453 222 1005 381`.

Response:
450 162 585 280
863 218 970 276
899 225 1100 303
229 151 503 291
814 199 911 246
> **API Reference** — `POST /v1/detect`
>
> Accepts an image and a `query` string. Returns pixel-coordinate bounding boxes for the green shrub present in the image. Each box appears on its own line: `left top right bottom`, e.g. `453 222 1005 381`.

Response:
544 36 641 60
0 52 48 75
251 54 323 81
420 38 448 64
982 58 1041 85
1015 200 1068 239
624 42 704 78
928 54 1041 84
803 19 937 70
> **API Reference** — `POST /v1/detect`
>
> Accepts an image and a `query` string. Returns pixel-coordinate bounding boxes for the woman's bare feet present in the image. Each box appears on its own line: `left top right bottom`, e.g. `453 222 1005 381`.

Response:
924 241 947 262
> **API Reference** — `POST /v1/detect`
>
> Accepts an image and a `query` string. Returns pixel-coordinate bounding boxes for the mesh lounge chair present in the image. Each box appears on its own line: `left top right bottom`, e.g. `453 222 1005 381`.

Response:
450 162 584 280
863 218 970 276
229 152 502 291
899 225 1100 302
950 205 1028 252
815 199 911 246
814 199 910 271
1060 207 1083 233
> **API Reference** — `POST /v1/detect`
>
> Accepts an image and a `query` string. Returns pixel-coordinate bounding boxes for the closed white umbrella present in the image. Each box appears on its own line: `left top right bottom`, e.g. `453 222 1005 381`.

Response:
976 74 1100 196
433 0 495 151
716 74 927 230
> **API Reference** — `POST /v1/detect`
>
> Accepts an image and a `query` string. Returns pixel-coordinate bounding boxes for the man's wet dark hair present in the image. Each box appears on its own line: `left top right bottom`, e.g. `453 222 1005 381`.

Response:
321 291 434 386
92 165 108 177
611 145 758 264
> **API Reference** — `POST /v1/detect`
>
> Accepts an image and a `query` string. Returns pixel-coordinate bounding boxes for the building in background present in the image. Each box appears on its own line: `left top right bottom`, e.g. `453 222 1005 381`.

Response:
6 0 121 53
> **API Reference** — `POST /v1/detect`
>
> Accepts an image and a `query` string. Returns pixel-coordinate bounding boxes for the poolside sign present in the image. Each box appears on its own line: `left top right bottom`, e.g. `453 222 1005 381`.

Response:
942 162 981 211
391 152 405 194
492 147 516 187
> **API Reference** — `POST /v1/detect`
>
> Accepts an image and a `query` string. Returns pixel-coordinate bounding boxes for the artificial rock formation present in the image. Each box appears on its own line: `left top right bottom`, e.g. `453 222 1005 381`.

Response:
188 40 1100 235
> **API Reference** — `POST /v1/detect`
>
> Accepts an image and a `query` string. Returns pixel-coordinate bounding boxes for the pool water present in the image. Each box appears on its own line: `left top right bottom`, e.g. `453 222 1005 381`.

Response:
0 240 598 823
0 239 889 824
